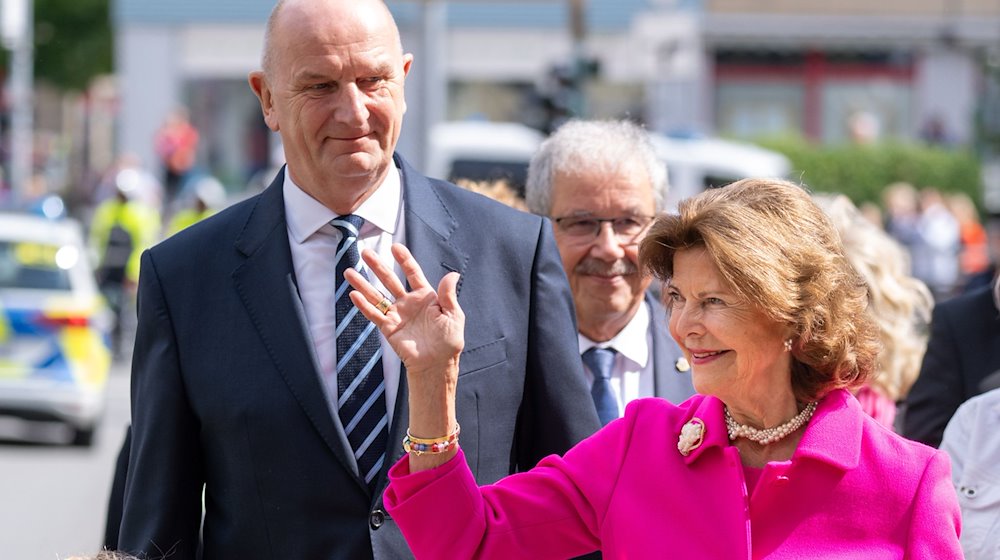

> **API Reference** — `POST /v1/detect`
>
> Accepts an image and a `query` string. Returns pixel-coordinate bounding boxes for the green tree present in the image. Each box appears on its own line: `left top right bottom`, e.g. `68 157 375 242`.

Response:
33 0 112 91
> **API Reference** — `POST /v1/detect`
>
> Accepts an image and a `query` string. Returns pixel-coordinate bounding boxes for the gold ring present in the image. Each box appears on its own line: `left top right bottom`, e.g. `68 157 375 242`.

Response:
375 298 392 315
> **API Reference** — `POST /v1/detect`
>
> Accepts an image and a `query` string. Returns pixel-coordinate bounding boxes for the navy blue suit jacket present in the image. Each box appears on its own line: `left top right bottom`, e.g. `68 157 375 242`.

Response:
116 156 601 559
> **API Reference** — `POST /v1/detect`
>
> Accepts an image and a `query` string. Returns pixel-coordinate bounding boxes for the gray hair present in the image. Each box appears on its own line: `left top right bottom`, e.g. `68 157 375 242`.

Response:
525 119 668 216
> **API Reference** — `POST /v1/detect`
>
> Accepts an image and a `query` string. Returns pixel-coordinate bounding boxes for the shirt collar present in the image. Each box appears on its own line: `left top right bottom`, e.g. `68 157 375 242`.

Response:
578 300 651 367
283 164 402 243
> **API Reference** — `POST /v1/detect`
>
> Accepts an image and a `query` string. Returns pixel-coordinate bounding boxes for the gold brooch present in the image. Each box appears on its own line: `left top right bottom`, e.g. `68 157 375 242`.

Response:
677 417 705 456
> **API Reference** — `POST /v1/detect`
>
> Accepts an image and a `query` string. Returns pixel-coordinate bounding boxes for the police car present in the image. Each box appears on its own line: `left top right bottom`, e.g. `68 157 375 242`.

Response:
0 212 113 446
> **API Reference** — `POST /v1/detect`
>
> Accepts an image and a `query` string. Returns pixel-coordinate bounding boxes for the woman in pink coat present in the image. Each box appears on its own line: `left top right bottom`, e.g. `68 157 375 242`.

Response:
345 178 962 559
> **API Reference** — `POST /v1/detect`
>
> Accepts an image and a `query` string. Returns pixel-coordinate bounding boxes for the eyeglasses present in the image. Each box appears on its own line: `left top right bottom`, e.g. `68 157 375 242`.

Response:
553 215 655 244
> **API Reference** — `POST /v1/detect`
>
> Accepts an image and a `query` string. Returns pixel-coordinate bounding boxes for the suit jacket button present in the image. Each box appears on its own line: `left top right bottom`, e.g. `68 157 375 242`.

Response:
370 509 386 529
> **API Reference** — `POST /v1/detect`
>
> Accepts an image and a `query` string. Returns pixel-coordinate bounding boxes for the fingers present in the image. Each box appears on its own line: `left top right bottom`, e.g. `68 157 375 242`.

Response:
391 244 431 291
348 288 390 327
344 268 392 321
359 248 406 300
437 272 463 318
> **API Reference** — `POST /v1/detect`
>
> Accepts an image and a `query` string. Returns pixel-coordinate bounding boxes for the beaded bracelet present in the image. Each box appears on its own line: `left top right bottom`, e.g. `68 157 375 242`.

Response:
402 423 461 456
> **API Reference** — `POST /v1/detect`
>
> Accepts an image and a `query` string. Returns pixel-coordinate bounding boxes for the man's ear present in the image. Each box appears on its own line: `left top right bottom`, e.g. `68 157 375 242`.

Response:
249 71 280 132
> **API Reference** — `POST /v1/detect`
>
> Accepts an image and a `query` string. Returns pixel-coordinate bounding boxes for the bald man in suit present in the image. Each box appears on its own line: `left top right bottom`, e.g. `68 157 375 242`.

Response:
110 2 600 558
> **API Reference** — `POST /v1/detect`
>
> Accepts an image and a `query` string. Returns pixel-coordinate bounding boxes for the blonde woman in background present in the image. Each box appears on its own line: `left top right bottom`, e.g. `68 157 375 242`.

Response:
814 193 934 429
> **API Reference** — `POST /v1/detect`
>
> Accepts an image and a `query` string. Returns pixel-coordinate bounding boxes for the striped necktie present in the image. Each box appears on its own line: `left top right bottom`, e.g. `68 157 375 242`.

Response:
583 346 619 426
331 214 387 490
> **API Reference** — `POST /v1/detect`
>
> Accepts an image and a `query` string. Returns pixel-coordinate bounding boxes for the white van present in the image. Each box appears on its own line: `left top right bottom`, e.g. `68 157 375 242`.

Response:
428 121 791 209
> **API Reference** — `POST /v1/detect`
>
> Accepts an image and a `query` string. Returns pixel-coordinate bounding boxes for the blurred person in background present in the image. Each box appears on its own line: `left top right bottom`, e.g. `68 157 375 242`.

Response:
353 178 961 558
904 274 1000 447
525 119 695 426
89 169 160 356
111 0 600 558
883 182 922 258
962 215 1000 294
454 178 528 212
814 193 933 429
154 107 200 205
912 188 961 300
946 192 990 284
91 154 163 213
165 175 227 236
940 305 1000 560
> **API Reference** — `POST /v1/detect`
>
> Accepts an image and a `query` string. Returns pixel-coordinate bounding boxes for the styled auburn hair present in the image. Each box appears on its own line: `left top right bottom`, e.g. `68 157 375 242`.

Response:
640 178 880 402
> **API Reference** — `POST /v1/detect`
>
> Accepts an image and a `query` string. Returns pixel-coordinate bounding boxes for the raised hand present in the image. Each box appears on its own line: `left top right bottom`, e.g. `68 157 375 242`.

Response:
345 243 465 381
346 244 464 470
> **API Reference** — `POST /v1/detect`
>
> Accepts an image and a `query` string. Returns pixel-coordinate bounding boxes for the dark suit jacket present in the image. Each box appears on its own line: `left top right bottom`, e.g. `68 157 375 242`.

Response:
115 157 602 559
646 293 696 404
903 284 1000 447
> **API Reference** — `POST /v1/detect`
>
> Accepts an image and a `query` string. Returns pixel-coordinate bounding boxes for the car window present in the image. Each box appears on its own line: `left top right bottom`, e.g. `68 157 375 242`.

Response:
0 240 72 291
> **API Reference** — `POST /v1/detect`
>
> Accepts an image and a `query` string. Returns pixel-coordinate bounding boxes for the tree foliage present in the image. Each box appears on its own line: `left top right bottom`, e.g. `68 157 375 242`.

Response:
32 0 113 91
756 135 982 209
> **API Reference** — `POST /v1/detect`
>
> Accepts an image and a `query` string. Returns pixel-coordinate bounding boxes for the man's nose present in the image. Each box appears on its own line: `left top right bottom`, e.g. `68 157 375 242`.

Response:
336 84 369 126
590 222 626 259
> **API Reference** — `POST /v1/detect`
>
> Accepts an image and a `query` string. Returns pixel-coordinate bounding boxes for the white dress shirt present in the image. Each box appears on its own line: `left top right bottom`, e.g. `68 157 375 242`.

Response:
283 166 406 426
578 300 654 417
940 387 1000 560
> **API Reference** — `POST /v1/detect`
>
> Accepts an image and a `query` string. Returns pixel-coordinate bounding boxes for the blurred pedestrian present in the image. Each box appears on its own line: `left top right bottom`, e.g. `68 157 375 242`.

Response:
454 178 528 212
154 107 200 205
111 0 599 558
946 192 990 281
814 193 933 429
88 169 160 355
525 119 695 425
164 175 227 237
904 276 1000 447
912 188 961 300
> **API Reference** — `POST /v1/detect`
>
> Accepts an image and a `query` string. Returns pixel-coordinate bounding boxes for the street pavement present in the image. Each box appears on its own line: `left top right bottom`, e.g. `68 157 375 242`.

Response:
0 358 131 560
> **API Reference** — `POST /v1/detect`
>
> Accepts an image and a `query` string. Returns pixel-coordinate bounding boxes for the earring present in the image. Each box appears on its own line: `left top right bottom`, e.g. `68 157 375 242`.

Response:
783 339 793 352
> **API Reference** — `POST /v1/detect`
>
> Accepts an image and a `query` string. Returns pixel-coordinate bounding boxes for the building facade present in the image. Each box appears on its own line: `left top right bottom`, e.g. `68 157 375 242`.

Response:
112 0 1000 188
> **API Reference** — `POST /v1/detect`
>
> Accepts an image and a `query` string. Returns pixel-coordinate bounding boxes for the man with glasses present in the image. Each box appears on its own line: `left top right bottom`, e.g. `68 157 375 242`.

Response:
525 119 695 425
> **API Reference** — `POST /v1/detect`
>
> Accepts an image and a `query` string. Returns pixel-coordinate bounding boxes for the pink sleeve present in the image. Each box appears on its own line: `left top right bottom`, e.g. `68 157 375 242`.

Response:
384 411 636 559
905 449 963 559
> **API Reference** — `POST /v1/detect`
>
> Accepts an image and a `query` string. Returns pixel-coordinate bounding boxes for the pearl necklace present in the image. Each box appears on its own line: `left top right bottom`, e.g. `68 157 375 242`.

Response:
724 401 817 445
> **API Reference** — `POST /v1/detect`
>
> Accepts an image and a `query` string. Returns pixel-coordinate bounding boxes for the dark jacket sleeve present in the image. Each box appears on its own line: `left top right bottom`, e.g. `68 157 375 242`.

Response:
117 250 205 558
903 302 965 447
516 219 602 470
102 427 131 550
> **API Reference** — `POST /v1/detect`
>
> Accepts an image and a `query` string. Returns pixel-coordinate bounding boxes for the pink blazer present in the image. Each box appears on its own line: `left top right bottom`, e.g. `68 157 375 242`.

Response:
385 389 962 559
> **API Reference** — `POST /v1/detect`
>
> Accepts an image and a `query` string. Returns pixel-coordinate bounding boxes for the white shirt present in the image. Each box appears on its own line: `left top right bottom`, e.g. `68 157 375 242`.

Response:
283 166 405 427
940 387 1000 560
578 300 654 417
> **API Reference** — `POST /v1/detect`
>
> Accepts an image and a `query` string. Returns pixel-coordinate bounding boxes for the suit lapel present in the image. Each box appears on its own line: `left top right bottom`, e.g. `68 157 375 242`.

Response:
377 156 470 495
232 171 364 490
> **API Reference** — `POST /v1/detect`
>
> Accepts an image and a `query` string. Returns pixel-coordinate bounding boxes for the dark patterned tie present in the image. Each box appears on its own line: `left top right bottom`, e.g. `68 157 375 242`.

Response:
582 347 619 426
331 214 387 490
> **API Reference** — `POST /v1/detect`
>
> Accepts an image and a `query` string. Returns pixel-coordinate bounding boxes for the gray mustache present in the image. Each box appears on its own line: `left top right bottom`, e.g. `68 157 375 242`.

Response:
574 258 638 277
